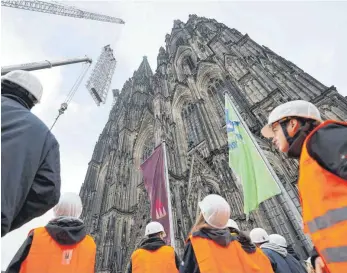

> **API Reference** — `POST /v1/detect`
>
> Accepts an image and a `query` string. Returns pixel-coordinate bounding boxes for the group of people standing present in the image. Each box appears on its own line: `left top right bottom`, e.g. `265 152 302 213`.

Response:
1 69 347 273
129 194 308 273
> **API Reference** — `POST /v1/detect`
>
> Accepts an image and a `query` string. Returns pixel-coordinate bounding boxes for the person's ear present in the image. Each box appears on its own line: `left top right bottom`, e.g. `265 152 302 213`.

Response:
287 119 300 137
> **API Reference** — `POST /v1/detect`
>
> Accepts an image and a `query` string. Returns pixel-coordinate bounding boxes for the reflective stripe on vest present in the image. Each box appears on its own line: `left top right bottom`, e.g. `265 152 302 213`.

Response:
299 120 347 273
131 245 178 273
322 246 347 263
19 227 96 273
307 206 347 233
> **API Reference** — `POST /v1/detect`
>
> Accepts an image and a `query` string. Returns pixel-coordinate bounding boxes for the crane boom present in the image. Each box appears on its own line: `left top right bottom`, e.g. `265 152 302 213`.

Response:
1 56 92 75
1 0 125 24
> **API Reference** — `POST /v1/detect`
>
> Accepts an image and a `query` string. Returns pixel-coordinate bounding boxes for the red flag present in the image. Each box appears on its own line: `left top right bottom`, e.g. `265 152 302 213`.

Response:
140 144 171 245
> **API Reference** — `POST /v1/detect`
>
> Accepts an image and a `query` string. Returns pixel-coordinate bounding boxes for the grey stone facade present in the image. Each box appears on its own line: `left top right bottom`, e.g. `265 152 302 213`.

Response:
79 15 347 273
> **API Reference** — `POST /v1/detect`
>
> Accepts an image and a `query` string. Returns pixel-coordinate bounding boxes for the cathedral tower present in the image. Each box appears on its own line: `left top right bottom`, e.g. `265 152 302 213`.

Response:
80 15 347 273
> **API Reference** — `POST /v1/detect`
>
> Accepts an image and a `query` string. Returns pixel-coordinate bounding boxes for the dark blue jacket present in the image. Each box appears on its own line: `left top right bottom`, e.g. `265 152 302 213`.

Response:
1 96 61 236
261 243 306 273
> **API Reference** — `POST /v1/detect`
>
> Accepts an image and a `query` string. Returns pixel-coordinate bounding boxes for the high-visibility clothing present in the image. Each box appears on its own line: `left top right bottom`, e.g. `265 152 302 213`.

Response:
190 235 273 273
299 120 347 273
19 227 96 273
131 245 178 273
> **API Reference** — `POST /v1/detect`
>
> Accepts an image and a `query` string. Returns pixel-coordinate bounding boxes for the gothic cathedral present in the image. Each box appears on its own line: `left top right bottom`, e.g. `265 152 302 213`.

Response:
79 15 347 273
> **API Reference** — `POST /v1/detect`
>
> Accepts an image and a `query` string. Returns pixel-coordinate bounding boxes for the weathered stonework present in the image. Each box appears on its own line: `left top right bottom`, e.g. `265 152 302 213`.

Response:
80 15 347 273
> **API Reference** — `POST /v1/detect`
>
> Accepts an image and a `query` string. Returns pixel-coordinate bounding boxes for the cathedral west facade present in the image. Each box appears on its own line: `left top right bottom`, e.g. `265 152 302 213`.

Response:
79 15 347 273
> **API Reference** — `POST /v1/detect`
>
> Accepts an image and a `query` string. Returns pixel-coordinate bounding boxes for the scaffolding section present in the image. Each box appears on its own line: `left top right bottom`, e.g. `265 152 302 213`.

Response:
86 45 117 106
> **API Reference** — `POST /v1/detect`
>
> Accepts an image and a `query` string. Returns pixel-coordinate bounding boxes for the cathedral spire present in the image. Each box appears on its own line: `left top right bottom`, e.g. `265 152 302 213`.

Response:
134 56 153 78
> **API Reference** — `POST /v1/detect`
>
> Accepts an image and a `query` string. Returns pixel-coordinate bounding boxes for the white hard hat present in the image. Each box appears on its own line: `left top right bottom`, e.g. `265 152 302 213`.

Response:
269 234 287 248
227 219 239 231
261 100 321 138
198 194 230 229
1 70 43 103
53 192 83 218
250 228 269 244
145 221 166 237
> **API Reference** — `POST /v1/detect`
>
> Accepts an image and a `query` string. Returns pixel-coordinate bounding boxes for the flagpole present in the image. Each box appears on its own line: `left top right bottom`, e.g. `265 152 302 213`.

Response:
225 94 303 225
162 141 176 249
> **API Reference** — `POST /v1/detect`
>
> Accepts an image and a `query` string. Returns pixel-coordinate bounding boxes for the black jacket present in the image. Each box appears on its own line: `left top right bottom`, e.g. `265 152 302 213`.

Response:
261 243 307 273
127 237 180 273
179 228 255 273
1 96 61 237
286 244 301 262
5 217 90 273
307 122 347 180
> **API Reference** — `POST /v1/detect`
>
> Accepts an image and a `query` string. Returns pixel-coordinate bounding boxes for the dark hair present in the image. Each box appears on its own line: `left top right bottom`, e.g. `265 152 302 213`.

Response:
1 80 36 109
285 117 320 134
229 228 253 245
148 231 162 238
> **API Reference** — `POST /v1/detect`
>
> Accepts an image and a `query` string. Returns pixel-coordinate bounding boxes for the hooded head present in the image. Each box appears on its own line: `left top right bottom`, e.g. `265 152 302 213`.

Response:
269 234 287 248
53 192 82 219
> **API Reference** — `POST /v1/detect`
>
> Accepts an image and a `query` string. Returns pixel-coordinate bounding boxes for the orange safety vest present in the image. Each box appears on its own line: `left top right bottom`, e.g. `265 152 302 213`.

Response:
131 245 178 273
299 120 347 273
190 235 274 273
19 227 96 273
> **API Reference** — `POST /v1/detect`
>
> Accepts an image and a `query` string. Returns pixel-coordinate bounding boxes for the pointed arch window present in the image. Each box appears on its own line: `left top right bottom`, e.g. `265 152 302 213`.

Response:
207 78 226 122
185 56 195 71
181 103 204 149
176 37 185 48
142 140 155 163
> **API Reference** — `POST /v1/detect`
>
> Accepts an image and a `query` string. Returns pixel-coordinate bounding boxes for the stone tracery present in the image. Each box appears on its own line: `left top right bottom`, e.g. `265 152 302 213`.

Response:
80 15 347 273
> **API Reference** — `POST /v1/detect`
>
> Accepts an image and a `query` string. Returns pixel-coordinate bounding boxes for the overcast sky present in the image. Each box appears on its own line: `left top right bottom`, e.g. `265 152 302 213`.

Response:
1 0 347 269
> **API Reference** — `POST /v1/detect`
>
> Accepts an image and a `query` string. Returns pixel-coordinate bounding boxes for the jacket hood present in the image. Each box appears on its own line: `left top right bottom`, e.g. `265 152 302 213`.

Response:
139 237 166 251
236 233 257 254
194 228 233 247
45 216 87 245
261 242 288 257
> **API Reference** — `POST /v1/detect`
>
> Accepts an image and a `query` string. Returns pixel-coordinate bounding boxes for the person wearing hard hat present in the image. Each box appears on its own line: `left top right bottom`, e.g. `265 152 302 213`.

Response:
226 219 240 235
250 228 307 273
180 194 273 273
261 100 347 273
1 70 61 237
128 221 180 273
5 193 96 273
269 234 307 271
226 219 274 272
269 234 301 262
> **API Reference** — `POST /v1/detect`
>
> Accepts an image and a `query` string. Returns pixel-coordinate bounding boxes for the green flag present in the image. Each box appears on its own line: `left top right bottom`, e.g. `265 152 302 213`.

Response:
225 94 281 215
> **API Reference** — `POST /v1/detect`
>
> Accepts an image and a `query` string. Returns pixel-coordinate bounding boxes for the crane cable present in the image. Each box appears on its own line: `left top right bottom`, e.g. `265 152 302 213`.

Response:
50 62 91 130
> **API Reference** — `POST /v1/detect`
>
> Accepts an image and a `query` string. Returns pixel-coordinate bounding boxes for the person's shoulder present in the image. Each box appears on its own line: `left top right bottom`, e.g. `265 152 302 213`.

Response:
311 121 347 139
162 245 175 251
85 235 96 247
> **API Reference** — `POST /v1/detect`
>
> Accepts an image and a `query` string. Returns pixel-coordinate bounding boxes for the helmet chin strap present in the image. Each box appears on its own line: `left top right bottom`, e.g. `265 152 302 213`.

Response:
280 121 311 159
